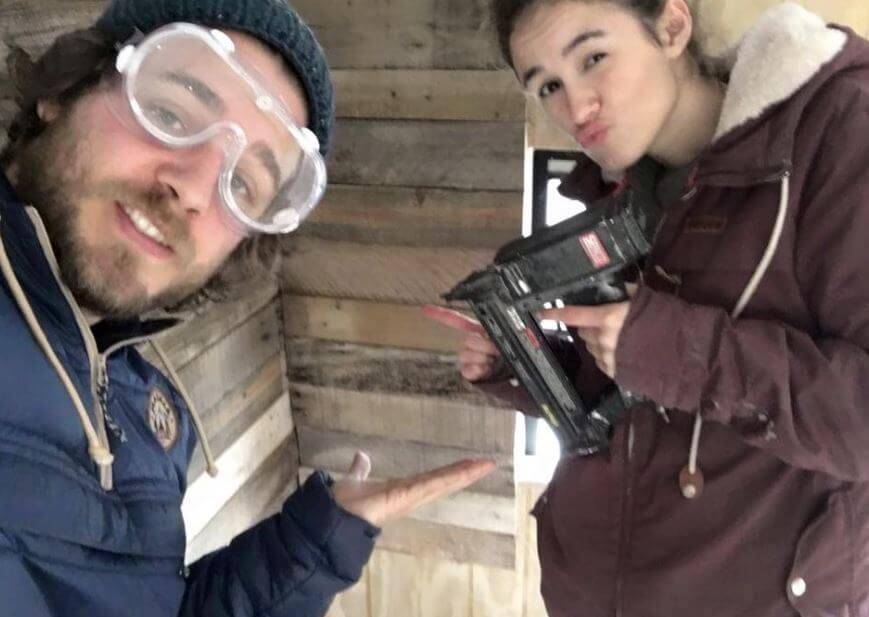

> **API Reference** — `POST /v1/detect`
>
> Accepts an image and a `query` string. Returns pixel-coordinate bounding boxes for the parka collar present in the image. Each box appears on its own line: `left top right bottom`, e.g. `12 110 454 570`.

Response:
562 3 855 198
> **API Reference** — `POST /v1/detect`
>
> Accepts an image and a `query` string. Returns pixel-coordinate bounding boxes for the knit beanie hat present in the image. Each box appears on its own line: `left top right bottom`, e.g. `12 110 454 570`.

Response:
96 0 334 154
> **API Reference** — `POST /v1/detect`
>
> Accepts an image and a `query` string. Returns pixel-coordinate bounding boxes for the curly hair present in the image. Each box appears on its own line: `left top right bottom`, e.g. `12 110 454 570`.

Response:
0 27 283 310
491 0 723 78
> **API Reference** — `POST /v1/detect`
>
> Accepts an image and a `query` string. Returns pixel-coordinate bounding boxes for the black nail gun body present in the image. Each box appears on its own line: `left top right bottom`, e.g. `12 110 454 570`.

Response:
445 160 663 455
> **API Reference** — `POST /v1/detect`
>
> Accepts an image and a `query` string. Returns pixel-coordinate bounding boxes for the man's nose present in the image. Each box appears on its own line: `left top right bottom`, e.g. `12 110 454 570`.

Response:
155 141 226 217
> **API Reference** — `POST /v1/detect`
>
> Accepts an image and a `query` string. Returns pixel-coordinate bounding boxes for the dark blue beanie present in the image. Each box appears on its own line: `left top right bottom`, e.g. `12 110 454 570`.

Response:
96 0 334 155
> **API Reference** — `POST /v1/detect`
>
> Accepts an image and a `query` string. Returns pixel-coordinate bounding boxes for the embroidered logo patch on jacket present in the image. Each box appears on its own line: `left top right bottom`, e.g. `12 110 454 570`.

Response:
148 389 178 451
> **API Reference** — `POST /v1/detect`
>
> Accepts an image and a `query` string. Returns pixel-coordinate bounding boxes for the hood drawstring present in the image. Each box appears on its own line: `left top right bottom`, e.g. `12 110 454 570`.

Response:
149 341 218 477
0 224 115 488
679 172 791 499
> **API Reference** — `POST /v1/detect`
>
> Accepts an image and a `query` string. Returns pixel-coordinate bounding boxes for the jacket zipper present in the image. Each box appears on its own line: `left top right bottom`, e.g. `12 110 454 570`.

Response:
614 412 635 617
23 209 161 488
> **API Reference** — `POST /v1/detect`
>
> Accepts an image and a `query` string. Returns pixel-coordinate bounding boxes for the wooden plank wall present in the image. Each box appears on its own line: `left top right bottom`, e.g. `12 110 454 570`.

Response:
281 1 546 614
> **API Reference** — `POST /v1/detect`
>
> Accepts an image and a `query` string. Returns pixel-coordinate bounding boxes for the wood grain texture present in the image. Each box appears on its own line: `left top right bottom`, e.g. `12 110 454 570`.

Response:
290 383 513 454
185 435 298 563
378 518 516 570
300 184 521 249
329 120 523 192
282 295 468 353
369 551 472 617
182 393 293 539
292 0 502 70
147 284 277 369
281 239 494 305
299 467 516 536
333 70 523 122
297 426 513 498
285 338 502 407
187 355 284 480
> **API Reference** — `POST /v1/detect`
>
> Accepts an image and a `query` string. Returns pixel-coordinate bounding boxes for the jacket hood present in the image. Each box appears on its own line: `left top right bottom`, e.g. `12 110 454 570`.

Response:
562 2 864 198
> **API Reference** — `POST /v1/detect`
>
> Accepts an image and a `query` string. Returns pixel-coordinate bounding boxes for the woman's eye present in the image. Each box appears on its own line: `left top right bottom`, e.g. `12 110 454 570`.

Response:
145 105 187 135
538 80 561 99
584 52 607 70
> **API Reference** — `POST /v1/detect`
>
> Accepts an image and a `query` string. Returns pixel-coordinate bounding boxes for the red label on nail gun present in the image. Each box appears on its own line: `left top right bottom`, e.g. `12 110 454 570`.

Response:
578 232 611 269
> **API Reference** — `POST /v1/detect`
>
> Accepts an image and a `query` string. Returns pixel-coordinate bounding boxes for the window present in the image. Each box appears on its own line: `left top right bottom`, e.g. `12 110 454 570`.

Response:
516 149 587 483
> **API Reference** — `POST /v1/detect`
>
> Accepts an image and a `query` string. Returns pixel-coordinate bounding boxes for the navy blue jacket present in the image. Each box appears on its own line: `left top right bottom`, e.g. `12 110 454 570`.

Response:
0 172 378 616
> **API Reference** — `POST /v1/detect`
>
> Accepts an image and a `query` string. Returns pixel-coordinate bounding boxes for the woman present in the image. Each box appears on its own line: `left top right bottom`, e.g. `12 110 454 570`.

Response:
426 1 869 615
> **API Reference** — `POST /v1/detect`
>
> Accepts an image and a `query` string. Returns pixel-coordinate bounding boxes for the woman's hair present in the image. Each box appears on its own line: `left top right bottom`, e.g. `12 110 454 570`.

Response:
0 27 282 311
492 0 721 78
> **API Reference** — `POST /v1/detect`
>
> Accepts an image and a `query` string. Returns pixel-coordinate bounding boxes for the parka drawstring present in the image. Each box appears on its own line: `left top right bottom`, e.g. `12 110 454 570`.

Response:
0 222 115 488
680 172 791 499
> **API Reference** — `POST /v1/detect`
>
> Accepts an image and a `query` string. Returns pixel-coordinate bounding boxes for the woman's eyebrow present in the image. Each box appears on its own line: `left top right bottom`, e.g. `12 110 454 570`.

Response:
521 29 607 88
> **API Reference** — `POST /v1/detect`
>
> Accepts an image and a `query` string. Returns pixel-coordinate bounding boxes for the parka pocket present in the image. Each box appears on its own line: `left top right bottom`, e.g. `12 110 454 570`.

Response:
787 490 856 616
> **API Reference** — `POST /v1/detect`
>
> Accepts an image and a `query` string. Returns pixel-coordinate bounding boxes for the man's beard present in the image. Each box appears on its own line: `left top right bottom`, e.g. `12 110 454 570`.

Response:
11 107 211 320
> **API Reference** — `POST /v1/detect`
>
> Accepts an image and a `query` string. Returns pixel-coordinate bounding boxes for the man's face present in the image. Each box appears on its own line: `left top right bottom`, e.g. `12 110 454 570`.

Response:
12 30 309 319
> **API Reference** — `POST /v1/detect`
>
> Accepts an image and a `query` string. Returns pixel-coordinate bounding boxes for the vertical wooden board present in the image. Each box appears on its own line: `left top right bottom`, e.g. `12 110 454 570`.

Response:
471 565 522 617
333 70 523 122
519 484 548 617
369 551 472 617
325 570 370 617
329 120 524 192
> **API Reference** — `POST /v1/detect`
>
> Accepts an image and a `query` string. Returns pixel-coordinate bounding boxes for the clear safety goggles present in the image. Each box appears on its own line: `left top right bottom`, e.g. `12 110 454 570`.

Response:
112 22 327 234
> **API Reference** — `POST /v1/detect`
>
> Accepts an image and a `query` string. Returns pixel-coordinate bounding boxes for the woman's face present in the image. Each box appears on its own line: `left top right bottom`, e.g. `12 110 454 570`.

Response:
510 0 684 172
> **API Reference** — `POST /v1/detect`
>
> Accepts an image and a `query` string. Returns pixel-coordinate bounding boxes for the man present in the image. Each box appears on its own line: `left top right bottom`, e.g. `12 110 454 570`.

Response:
0 1 495 615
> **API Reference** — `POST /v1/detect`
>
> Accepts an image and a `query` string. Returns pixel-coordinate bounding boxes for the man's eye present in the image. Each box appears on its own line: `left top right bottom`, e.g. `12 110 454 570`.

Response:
230 173 254 204
145 105 187 135
538 80 561 99
584 52 607 70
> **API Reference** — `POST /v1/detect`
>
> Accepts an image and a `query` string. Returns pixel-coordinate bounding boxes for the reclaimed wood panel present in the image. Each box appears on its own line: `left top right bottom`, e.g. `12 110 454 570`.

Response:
369 551 472 617
297 426 513 498
187 355 284 480
182 392 293 540
290 383 513 454
150 283 277 369
330 120 523 192
301 184 521 250
186 435 298 563
282 239 493 306
298 467 515 536
293 0 501 70
282 295 468 353
285 338 499 407
333 70 523 122
379 518 515 570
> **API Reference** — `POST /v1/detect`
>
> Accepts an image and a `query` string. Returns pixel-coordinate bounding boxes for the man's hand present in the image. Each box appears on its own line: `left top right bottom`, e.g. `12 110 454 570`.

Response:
331 452 496 527
421 304 501 382
539 300 632 379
